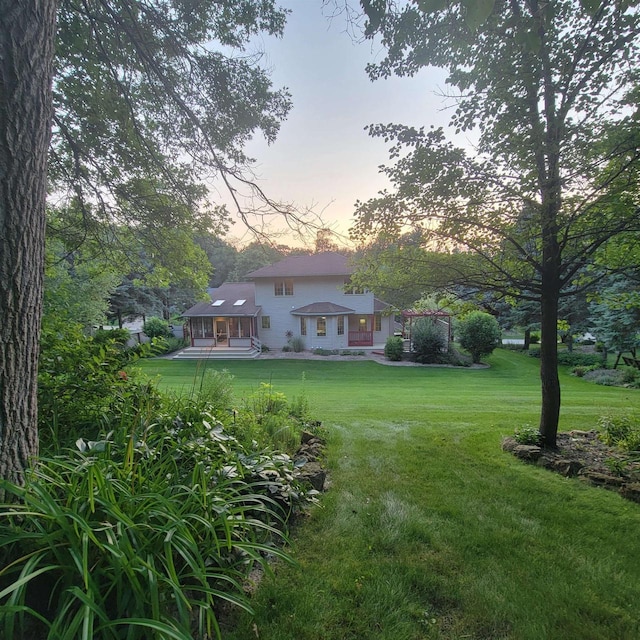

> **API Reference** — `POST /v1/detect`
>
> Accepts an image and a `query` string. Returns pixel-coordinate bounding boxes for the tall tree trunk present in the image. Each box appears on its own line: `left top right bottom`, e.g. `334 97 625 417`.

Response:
539 285 560 448
0 0 57 487
538 193 562 448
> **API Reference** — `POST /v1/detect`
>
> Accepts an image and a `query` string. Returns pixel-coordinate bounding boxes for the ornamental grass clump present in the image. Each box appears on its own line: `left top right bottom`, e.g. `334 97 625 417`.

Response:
0 403 315 640
411 317 448 364
237 383 307 452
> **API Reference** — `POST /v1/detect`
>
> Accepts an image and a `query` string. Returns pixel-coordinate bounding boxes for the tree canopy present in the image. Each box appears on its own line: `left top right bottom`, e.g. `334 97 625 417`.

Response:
352 0 640 446
0 0 296 485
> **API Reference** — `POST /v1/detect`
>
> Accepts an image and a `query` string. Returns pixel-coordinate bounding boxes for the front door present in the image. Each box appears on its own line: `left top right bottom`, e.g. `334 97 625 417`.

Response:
216 320 227 345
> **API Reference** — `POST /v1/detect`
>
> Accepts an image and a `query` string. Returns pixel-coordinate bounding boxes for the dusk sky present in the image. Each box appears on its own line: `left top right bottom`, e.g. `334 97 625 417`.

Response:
223 0 460 247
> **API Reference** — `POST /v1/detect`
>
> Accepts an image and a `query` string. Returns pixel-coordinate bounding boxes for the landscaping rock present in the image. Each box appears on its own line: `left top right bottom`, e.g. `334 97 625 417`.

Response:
583 472 626 488
548 458 584 477
295 431 328 492
513 444 544 461
297 461 326 491
620 483 640 504
504 429 640 503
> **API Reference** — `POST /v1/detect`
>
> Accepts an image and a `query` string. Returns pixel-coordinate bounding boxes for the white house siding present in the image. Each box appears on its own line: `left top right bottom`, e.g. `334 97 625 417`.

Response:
375 314 395 345
254 275 379 350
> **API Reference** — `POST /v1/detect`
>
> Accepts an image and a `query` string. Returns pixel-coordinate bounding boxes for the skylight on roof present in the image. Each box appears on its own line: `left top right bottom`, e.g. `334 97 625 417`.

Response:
233 299 246 306
212 299 225 306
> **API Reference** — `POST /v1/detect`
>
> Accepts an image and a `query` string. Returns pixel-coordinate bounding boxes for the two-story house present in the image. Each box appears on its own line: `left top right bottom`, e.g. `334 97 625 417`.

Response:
179 252 395 357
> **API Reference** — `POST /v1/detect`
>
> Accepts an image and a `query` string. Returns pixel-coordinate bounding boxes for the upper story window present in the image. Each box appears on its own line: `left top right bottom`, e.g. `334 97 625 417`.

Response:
344 279 365 295
274 279 294 296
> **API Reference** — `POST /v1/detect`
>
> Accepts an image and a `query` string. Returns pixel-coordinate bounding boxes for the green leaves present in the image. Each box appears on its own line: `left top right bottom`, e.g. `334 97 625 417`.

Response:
413 0 496 29
461 0 495 29
0 400 313 638
51 0 293 269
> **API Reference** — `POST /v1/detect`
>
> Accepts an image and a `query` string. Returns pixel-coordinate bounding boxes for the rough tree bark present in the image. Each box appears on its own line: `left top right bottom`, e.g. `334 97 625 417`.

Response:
0 0 57 487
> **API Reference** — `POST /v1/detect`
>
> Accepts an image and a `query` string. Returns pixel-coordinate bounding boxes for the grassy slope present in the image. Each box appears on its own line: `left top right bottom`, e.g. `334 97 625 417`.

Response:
137 351 640 640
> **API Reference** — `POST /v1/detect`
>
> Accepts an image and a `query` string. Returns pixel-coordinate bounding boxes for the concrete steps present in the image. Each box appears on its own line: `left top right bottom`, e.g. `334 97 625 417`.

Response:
172 346 260 360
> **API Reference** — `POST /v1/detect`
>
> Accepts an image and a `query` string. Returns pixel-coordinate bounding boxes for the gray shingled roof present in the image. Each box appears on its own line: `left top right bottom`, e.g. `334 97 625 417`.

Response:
290 302 355 316
247 251 354 278
181 282 259 317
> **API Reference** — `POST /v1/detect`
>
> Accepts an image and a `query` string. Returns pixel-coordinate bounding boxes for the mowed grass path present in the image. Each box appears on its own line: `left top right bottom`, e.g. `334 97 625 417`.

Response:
138 351 640 639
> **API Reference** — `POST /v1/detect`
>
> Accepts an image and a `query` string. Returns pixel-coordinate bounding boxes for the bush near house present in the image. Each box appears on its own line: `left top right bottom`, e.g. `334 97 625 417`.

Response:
143 316 173 339
384 336 404 361
411 317 448 364
456 311 502 364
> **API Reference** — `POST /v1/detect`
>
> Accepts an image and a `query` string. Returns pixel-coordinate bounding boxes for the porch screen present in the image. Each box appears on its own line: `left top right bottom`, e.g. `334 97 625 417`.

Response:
192 317 214 338
229 317 252 338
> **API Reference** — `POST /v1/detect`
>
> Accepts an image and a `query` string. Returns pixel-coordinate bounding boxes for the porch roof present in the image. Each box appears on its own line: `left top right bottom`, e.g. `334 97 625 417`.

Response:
290 302 355 316
182 282 259 317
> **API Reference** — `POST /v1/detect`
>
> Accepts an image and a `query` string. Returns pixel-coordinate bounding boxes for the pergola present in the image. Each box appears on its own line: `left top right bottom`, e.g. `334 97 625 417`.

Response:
401 309 452 347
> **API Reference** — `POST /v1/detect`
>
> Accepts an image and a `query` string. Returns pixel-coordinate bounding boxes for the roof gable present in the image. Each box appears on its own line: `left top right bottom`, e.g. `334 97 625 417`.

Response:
247 252 354 279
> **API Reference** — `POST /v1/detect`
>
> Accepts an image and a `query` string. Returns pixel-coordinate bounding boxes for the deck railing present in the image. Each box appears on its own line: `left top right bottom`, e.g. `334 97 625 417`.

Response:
348 331 373 346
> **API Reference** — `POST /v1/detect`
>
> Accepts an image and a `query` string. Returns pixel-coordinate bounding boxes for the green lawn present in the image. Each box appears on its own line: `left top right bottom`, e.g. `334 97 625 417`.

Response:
137 351 640 639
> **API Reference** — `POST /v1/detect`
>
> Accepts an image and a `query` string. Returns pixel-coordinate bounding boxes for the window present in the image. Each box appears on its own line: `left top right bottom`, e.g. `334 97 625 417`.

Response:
212 299 225 306
316 316 326 337
274 279 294 296
344 279 365 295
300 317 307 336
337 315 344 335
374 313 382 332
261 316 271 329
233 299 246 306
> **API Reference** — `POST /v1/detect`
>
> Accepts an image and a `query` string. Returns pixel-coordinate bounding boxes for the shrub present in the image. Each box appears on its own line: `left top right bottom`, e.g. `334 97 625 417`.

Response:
237 383 306 451
0 405 315 639
93 327 130 345
38 322 160 449
529 332 540 344
384 336 404 361
572 364 599 378
456 311 501 364
312 348 338 356
583 369 625 386
620 366 640 388
411 318 447 364
559 352 605 367
290 336 305 352
528 351 606 367
599 413 640 451
514 424 542 445
143 316 172 339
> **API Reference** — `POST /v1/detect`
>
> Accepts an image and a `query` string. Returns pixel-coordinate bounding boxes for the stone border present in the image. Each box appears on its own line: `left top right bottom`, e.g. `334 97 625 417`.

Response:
502 432 640 503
